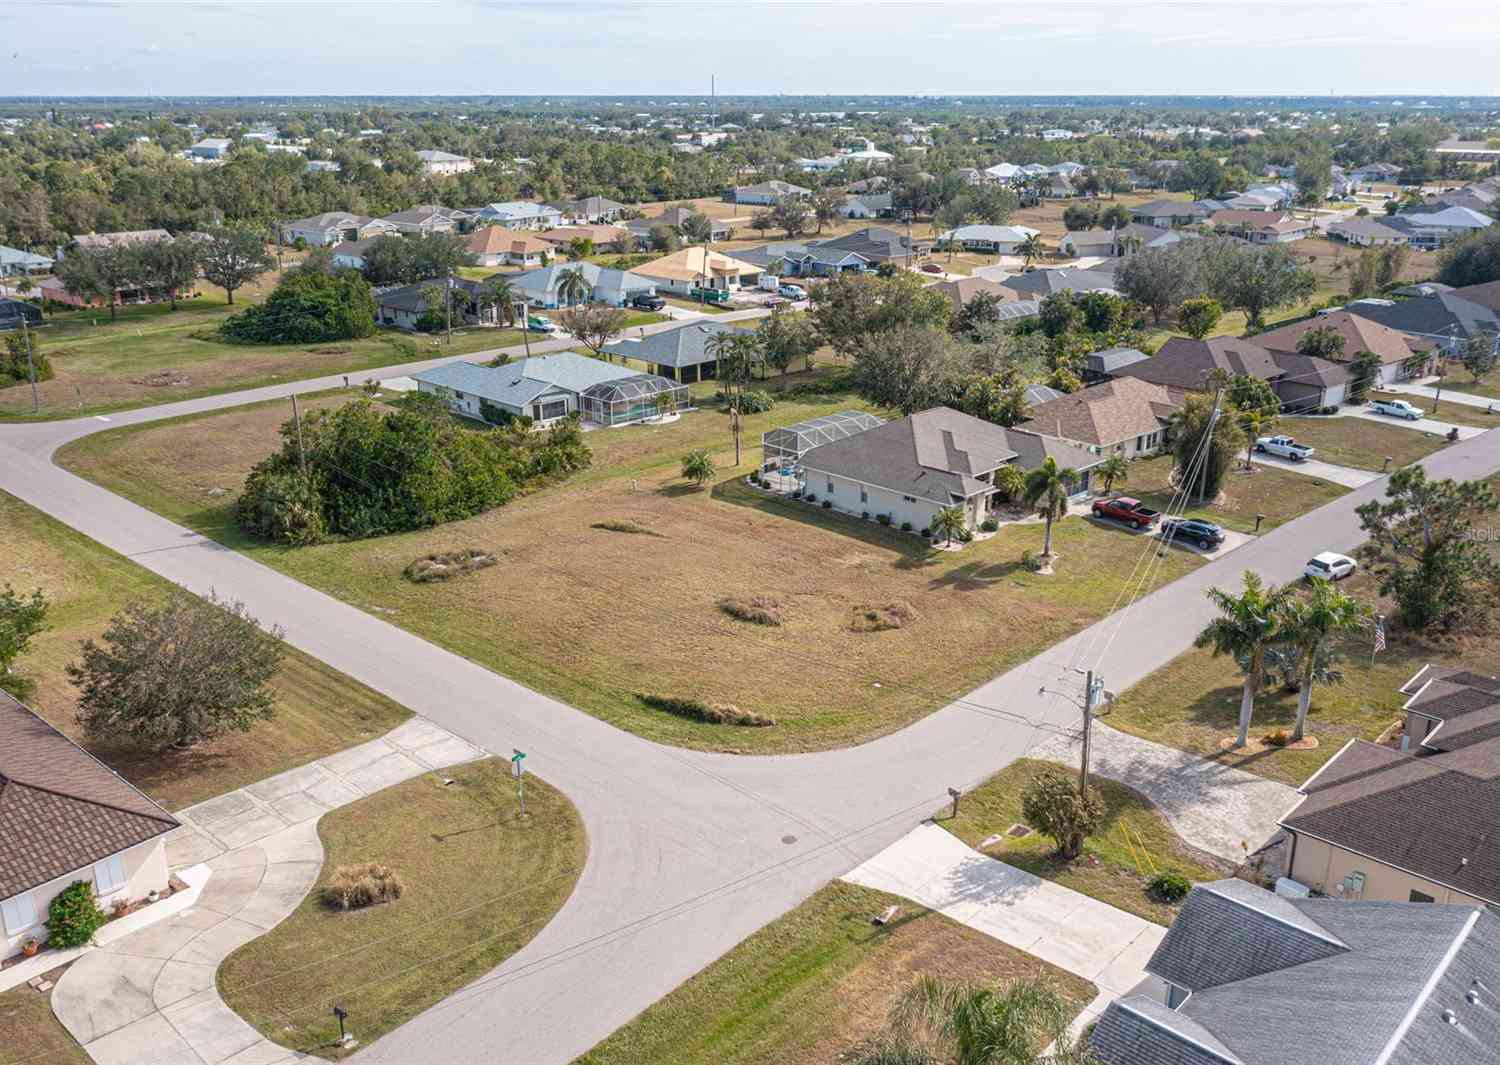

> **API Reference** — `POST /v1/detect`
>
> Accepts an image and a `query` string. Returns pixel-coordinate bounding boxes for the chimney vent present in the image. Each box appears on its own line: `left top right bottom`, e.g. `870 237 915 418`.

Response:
1442 1009 1458 1026
1467 989 1481 1006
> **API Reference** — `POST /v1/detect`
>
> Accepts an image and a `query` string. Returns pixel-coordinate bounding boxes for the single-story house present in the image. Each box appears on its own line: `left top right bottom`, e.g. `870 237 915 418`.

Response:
1253 311 1429 385
982 162 1022 183
551 196 628 224
631 247 761 295
534 225 633 255
602 320 755 383
1000 267 1117 300
413 352 690 427
937 225 1039 255
810 227 932 265
838 193 894 219
1058 228 1117 258
1279 664 1500 907
280 212 397 247
56 230 198 307
1060 222 1187 258
1083 346 1150 382
0 245 55 276
798 406 1103 532
509 261 657 309
187 137 231 160
1089 878 1500 1065
1211 210 1314 243
1449 280 1500 315
330 238 379 270
926 276 1017 312
379 204 472 236
464 227 552 268
0 297 42 331
69 229 174 253
1 691 179 959
416 149 474 176
1384 206 1496 249
1114 335 1351 412
1348 162 1403 184
730 181 810 206
1433 138 1500 163
1344 291 1500 355
1022 377 1185 457
1129 199 1209 228
375 277 507 330
472 202 564 231
626 207 736 246
761 410 885 469
1328 217 1410 247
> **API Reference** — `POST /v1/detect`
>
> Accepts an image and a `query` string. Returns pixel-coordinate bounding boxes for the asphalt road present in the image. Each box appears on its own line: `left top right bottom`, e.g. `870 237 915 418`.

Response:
4 366 1499 1063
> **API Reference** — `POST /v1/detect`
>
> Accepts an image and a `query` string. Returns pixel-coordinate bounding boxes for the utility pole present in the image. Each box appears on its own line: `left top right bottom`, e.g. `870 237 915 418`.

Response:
290 394 308 478
1199 386 1224 503
18 313 39 413
516 301 532 359
445 270 453 345
1080 670 1102 792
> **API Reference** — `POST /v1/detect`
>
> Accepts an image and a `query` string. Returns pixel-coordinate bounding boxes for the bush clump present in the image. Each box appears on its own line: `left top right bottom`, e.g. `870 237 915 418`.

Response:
850 601 920 633
1263 728 1292 748
220 269 377 344
3 332 52 384
404 549 497 583
325 863 404 911
591 519 664 537
1149 871 1192 903
47 881 107 948
635 693 774 727
980 517 999 532
717 595 783 626
736 390 775 414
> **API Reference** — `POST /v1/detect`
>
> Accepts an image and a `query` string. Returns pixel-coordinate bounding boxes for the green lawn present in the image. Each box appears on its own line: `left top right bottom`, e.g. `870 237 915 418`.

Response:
940 759 1230 925
575 881 1095 1065
1272 415 1447 471
1123 454 1348 534
1 489 411 809
220 758 584 1060
0 968 89 1065
1 296 525 421
1369 390 1500 429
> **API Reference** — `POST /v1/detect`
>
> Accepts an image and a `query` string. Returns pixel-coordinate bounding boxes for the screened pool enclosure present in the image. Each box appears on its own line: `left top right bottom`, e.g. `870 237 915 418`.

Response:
760 410 884 490
579 374 693 426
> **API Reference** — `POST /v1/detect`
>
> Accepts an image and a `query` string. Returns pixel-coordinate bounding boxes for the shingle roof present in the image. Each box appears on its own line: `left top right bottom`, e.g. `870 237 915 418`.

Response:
632 247 760 283
1022 377 1186 446
414 352 646 410
1114 336 1283 390
464 227 551 257
811 227 932 263
1000 267 1117 298
72 229 173 250
282 212 373 231
1329 217 1408 241
1345 292 1500 340
380 204 470 226
1449 280 1500 314
602 320 752 368
1253 311 1422 366
927 276 1016 311
1085 346 1151 375
509 261 655 302
0 692 178 899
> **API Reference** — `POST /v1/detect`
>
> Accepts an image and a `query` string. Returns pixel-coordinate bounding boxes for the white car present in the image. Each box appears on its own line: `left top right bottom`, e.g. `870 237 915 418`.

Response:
1305 551 1357 581
1255 435 1315 462
1370 397 1424 421
778 284 808 300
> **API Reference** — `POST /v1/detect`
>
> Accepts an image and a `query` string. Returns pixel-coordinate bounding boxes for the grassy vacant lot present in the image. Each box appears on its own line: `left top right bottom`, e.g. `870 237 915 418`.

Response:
0 967 89 1065
58 387 1202 753
1369 390 1500 429
220 757 584 1060
575 881 1094 1065
0 296 525 421
1124 453 1348 534
940 759 1230 926
1443 365 1500 401
1272 414 1447 471
1 489 410 809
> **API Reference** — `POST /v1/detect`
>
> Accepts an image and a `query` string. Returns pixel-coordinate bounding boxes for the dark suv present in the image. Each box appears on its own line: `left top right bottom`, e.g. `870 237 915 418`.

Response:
630 293 666 311
1161 517 1226 550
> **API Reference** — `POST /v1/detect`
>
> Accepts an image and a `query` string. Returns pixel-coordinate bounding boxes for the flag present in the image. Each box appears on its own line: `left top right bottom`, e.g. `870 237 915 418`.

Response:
1374 617 1386 655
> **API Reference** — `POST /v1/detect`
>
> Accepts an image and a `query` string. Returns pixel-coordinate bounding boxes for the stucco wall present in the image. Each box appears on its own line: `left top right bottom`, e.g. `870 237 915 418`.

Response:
804 468 977 531
1289 834 1488 907
2 837 169 957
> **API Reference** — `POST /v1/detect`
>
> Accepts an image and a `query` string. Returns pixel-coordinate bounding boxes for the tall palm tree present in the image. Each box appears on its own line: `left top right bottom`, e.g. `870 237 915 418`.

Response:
479 275 518 326
1017 233 1045 270
1023 457 1077 560
556 266 591 307
1278 580 1369 742
1195 571 1293 749
1240 409 1270 470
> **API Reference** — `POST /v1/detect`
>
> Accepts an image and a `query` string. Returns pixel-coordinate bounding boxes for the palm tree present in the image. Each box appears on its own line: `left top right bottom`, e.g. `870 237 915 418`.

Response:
932 504 967 547
556 266 591 307
1097 454 1129 494
1023 457 1077 561
1017 233 1045 270
681 448 715 488
1240 409 1270 470
478 275 518 327
853 975 1090 1065
1278 580 1369 742
1195 571 1293 749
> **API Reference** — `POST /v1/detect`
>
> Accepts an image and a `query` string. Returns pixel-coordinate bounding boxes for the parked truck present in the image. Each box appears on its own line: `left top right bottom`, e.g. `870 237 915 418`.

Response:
1254 435 1315 462
1091 496 1161 529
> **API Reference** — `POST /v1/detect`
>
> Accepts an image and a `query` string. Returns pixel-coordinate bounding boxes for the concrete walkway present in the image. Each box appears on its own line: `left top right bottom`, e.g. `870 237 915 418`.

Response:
1330 404 1488 440
843 824 1167 1035
1248 451 1378 487
1030 723 1298 865
51 719 485 1065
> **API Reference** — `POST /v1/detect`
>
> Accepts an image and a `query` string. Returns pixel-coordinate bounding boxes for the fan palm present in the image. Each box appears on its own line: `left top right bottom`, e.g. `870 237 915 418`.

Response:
1023 457 1077 560
1277 580 1370 741
680 448 715 487
479 275 518 326
932 504 967 547
556 266 592 307
1017 234 1045 269
1195 571 1293 748
1096 454 1129 494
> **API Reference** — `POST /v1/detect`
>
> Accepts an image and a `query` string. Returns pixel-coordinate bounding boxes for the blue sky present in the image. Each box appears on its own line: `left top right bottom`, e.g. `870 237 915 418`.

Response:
3 0 1498 97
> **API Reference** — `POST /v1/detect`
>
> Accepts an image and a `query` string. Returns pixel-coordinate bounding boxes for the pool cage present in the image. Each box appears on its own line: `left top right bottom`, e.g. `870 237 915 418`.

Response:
579 374 694 427
759 410 884 492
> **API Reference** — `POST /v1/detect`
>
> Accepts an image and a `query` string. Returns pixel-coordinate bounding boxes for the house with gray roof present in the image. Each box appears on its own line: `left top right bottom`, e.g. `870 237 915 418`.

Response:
552 196 627 223
938 224 1040 255
379 204 472 236
809 226 931 264
0 245 55 277
1115 336 1350 412
602 320 755 383
1344 291 1500 354
1090 878 1500 1065
1384 205 1496 249
798 407 1101 533
1328 216 1409 247
374 277 506 330
729 180 810 206
472 201 563 231
279 212 396 247
413 352 689 427
1000 267 1118 300
1129 199 1210 228
509 261 657 309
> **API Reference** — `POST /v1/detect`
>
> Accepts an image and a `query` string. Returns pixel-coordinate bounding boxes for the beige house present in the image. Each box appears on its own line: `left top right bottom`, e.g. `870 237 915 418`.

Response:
464 227 552 268
0 692 178 958
1021 377 1186 457
631 246 762 296
1279 664 1500 907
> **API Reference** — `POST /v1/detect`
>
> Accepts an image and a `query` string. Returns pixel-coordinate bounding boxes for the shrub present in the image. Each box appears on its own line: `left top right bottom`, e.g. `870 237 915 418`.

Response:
325 863 404 911
47 881 106 948
591 519 664 537
956 527 974 543
850 601 920 632
748 472 761 485
876 513 891 526
220 269 376 345
403 549 497 583
1021 767 1105 859
791 489 804 500
635 693 774 727
1021 549 1045 572
822 500 832 509
717 595 783 626
2 332 52 384
861 510 870 520
1149 871 1192 903
736 390 775 414
900 521 912 532
1263 728 1292 748
980 517 999 532
921 528 932 538
805 493 817 503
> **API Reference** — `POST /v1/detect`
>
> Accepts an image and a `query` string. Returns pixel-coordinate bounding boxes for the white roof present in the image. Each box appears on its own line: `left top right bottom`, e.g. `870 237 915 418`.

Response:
941 224 1040 243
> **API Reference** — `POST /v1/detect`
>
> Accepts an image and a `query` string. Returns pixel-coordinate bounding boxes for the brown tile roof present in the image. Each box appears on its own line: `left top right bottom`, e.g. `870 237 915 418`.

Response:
1116 336 1283 390
534 224 632 247
0 692 177 899
1021 377 1186 447
1253 311 1422 366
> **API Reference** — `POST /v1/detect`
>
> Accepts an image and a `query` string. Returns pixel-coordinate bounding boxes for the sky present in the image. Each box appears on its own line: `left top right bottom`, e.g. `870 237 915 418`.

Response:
2 0 1499 98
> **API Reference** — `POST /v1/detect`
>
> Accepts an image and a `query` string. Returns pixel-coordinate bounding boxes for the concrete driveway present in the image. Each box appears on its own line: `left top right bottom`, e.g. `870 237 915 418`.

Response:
1333 404 1488 440
1248 451 1379 488
1379 379 1500 411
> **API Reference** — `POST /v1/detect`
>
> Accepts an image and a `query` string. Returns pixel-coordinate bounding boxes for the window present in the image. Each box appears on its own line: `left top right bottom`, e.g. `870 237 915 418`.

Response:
535 399 567 421
902 495 916 503
826 479 834 494
859 487 868 503
94 854 127 896
1 893 37 934
1409 889 1436 903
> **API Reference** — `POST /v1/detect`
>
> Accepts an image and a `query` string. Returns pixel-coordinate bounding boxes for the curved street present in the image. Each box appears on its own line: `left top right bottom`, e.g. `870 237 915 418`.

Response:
5 355 1499 1064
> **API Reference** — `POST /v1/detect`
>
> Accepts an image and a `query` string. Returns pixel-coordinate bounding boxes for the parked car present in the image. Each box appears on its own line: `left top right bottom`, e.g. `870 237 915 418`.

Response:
1255 435 1315 461
526 314 560 334
1091 496 1161 529
1161 517 1226 550
1305 551 1357 581
919 263 944 274
778 283 808 300
1370 397 1424 421
629 293 666 311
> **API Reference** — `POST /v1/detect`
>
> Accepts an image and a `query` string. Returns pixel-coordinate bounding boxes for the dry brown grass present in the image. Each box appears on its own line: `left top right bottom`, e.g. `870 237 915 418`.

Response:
849 601 919 632
324 863 404 911
717 595 784 626
403 548 498 583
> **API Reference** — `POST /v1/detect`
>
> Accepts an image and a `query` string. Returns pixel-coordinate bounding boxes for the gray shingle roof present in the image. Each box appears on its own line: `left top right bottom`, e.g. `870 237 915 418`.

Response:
602 320 752 369
811 227 931 263
1001 268 1116 298
1345 292 1500 341
413 352 643 410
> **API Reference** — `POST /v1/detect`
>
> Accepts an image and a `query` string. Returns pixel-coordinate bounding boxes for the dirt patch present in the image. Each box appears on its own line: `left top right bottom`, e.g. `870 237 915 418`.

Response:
136 371 193 388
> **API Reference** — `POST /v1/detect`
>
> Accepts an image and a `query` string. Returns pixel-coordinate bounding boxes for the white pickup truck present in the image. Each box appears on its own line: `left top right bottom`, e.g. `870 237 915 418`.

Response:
1369 397 1425 421
1255 435 1316 462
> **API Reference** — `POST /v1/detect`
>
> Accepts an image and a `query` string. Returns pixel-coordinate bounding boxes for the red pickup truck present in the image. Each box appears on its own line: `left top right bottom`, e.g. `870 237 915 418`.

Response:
1091 496 1161 529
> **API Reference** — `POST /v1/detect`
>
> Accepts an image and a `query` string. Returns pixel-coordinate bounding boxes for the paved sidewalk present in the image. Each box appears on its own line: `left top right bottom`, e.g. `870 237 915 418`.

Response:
51 719 486 1065
1030 722 1297 863
843 824 1167 1036
1248 451 1378 487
